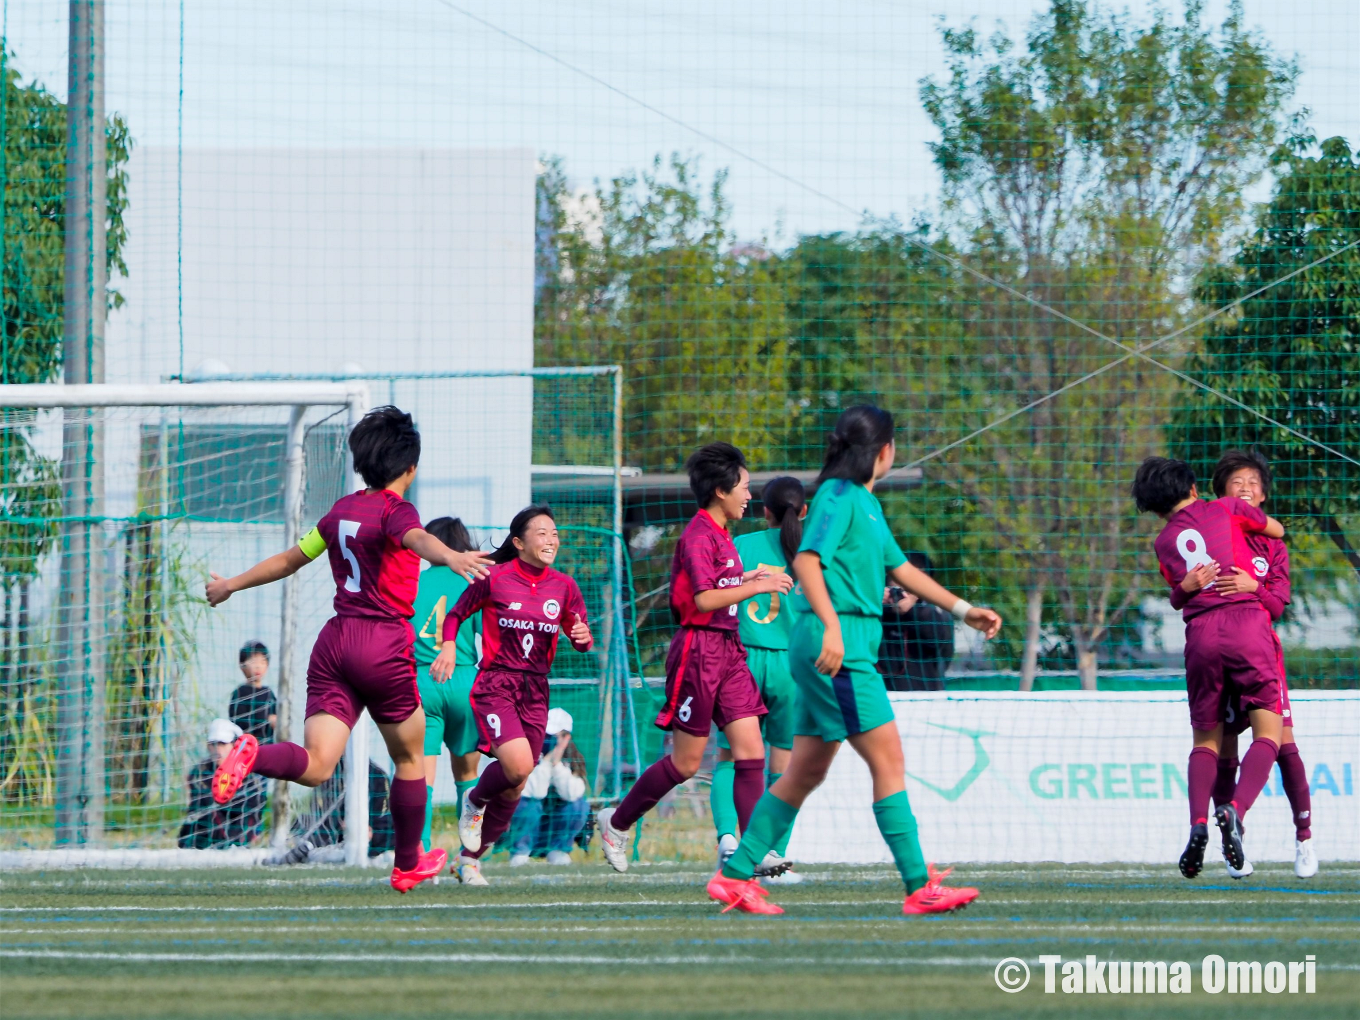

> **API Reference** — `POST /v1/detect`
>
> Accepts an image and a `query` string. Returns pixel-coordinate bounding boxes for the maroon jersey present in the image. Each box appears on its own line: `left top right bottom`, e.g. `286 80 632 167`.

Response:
670 510 744 630
1244 529 1291 622
1155 496 1268 620
304 490 422 619
447 560 589 675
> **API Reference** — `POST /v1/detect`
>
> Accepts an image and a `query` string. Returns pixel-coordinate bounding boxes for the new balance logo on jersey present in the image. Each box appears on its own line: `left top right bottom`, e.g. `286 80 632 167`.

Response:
508 602 522 610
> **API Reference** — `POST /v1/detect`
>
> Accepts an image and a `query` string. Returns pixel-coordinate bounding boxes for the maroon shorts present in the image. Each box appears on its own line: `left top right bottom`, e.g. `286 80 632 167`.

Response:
1226 637 1293 734
305 615 419 727
1184 603 1283 732
656 627 766 737
470 668 549 755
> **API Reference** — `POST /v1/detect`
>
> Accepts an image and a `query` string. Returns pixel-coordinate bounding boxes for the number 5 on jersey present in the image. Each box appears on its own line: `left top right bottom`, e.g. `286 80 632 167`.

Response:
338 520 362 592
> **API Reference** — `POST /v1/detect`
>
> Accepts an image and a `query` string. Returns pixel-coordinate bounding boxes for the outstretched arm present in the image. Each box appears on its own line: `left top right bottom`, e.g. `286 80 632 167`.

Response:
402 528 493 581
206 546 312 607
692 568 793 614
793 551 843 676
887 559 1002 639
1262 516 1285 539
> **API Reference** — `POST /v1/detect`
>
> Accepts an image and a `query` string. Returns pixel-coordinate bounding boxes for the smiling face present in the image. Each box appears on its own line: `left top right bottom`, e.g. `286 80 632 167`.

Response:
1223 466 1266 509
514 514 560 567
714 467 752 522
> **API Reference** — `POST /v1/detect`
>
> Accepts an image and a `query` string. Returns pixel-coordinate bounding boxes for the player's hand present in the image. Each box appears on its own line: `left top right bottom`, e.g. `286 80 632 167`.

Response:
815 623 844 676
569 617 593 648
429 644 457 683
1213 567 1259 595
964 606 1002 639
205 572 233 607
751 570 794 595
449 549 494 581
1179 562 1219 593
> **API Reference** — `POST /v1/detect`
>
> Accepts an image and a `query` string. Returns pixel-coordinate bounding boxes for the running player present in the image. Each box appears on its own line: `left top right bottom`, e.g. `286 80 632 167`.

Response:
708 407 1001 916
434 505 592 884
597 443 794 873
410 516 484 860
711 475 806 883
207 406 493 893
1131 455 1287 880
1208 450 1317 879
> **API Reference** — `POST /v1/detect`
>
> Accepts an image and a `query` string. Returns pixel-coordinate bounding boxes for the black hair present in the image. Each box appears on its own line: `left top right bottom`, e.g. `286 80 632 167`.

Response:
424 516 477 554
1212 449 1271 498
686 442 747 509
491 504 556 564
238 640 269 663
818 405 896 485
906 550 932 573
761 475 806 565
349 405 421 490
1131 456 1197 515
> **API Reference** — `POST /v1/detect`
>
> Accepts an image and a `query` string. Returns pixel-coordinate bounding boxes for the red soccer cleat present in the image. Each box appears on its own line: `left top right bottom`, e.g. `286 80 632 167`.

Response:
211 734 259 804
902 864 979 915
391 848 449 893
707 872 784 915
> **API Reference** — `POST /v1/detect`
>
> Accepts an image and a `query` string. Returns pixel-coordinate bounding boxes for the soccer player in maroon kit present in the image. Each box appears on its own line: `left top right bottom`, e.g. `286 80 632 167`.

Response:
206 407 493 892
1132 456 1287 880
596 443 794 873
1208 450 1317 879
432 505 593 880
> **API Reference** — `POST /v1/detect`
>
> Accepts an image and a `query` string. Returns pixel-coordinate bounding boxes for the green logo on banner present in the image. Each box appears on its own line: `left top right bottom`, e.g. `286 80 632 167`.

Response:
904 723 992 801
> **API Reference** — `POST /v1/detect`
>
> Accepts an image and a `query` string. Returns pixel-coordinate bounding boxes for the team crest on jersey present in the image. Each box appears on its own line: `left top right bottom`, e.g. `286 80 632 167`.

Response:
543 598 561 620
1252 556 1268 578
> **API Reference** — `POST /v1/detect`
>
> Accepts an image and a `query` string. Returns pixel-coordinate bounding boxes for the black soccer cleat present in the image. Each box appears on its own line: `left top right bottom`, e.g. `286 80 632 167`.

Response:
1215 804 1245 871
1179 822 1209 879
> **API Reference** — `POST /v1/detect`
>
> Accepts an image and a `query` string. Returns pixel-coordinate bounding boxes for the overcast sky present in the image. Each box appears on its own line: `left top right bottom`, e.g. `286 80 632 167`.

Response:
7 0 1358 239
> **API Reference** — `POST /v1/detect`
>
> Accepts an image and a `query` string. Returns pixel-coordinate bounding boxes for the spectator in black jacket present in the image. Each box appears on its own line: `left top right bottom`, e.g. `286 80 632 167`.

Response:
879 552 955 691
178 719 267 848
228 640 277 742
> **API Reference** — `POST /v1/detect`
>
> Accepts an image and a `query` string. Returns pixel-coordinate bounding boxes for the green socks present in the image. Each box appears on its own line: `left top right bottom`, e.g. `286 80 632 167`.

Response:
768 773 793 857
721 791 798 880
710 760 737 840
421 784 435 853
455 779 476 817
873 790 928 893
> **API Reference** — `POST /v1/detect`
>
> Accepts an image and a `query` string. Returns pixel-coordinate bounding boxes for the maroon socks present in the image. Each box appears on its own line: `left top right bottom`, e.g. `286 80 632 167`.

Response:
1212 755 1238 809
732 759 766 833
1232 737 1280 818
467 759 515 809
463 794 520 859
1187 746 1217 825
388 778 427 871
611 756 687 831
1277 742 1312 839
253 741 310 782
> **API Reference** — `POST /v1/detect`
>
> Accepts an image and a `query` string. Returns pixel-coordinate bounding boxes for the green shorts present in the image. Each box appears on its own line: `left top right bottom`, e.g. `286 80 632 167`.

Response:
716 646 796 752
418 665 480 758
790 612 894 743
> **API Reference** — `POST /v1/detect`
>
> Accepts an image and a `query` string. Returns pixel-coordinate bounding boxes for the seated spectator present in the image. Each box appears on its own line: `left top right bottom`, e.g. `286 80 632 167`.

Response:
878 552 955 692
229 640 277 742
178 719 267 848
284 755 395 861
508 708 590 866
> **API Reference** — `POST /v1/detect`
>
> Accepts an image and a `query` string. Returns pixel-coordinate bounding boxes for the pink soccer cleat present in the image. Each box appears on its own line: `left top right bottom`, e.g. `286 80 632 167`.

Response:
391 848 449 893
212 734 259 804
902 864 979 915
707 872 784 915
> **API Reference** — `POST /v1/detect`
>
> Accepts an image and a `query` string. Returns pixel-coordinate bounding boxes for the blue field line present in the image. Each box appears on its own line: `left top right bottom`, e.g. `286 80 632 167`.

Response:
1059 881 1357 896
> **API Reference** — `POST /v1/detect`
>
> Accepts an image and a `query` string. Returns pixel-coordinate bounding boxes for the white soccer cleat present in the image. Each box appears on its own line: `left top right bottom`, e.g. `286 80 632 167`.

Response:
753 850 794 879
455 854 489 886
458 796 486 854
1295 838 1318 879
1225 857 1254 879
596 807 630 873
717 833 738 871
545 849 572 866
509 852 531 867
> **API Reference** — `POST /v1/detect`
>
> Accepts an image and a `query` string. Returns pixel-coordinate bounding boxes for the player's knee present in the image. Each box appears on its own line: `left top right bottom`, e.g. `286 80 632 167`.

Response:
671 757 700 781
500 760 533 786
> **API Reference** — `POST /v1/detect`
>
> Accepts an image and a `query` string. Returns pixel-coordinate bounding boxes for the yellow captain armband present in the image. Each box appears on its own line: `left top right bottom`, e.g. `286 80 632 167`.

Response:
298 526 327 561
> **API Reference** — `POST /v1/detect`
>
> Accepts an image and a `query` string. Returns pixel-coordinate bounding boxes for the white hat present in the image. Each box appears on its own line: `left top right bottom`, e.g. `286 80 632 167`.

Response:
545 707 573 734
207 718 243 745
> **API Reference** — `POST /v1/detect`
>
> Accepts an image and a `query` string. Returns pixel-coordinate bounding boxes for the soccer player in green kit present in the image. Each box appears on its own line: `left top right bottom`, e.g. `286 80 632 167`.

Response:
711 475 806 883
707 406 1003 916
409 516 484 874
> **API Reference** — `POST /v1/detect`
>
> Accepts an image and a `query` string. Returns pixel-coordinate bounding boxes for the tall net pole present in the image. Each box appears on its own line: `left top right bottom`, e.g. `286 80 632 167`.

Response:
56 0 106 845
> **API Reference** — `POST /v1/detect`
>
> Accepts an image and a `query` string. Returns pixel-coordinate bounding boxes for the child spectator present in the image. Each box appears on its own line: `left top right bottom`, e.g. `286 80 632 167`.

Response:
229 640 278 742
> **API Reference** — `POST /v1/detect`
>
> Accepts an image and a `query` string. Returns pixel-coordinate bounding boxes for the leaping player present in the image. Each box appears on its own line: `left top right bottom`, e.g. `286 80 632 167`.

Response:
206 406 493 893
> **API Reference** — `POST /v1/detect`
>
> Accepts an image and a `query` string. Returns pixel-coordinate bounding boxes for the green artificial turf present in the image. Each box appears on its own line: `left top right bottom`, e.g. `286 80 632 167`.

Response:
2 862 1357 1019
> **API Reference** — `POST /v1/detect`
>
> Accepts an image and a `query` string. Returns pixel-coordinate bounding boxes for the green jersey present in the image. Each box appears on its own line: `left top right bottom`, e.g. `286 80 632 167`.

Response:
791 479 905 618
409 566 480 668
734 529 794 650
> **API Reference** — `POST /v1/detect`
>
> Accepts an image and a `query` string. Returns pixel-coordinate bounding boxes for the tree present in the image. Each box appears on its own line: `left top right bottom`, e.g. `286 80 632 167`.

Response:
1171 133 1360 579
917 0 1295 686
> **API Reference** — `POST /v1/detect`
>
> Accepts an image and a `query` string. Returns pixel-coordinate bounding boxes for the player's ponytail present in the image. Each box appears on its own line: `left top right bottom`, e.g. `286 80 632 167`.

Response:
817 405 895 486
761 475 806 565
491 504 555 564
424 516 477 553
